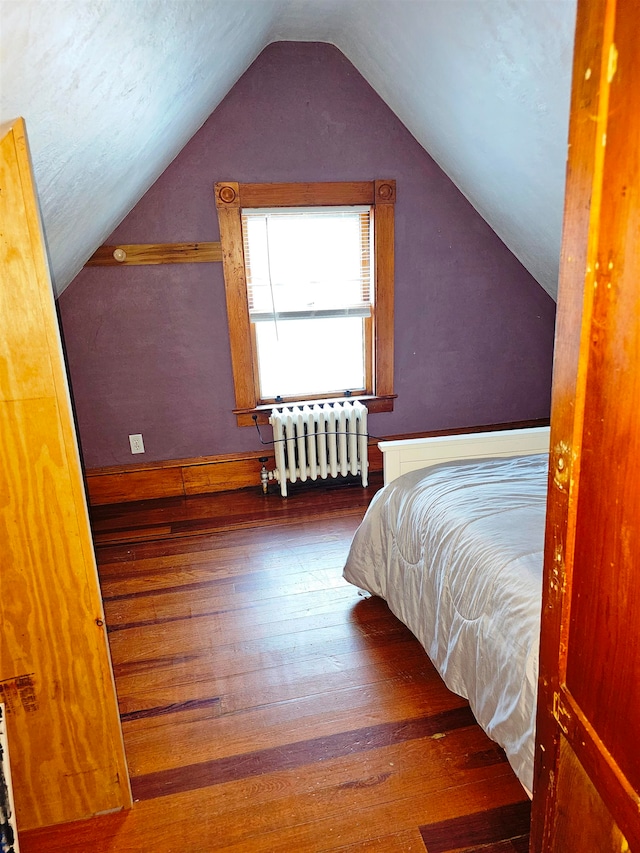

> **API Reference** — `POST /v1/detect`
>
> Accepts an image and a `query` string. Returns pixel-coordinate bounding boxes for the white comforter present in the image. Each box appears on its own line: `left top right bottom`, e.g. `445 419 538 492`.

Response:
343 453 548 791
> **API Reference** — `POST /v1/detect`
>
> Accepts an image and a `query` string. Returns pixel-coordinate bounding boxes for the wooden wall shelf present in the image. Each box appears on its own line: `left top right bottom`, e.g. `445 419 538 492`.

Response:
86 241 222 266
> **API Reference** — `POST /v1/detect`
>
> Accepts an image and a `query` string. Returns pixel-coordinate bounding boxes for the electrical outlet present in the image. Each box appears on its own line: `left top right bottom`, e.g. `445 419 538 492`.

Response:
129 433 145 454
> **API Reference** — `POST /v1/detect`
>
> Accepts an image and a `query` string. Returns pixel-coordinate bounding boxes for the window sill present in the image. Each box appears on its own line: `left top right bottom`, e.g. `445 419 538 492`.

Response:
234 395 396 427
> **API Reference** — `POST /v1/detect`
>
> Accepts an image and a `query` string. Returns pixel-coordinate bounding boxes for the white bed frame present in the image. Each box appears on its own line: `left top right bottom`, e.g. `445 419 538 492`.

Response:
379 426 550 485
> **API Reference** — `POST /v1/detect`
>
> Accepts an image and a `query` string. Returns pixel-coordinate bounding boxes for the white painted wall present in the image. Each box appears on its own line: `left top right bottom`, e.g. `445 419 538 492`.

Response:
1 0 281 292
329 0 576 297
0 0 576 298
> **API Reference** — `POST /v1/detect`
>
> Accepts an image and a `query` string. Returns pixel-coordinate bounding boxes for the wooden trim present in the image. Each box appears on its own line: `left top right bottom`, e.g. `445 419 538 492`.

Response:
85 419 549 506
374 179 396 204
233 394 396 426
86 449 277 505
374 200 395 396
214 179 396 424
231 181 378 209
215 181 241 208
249 318 262 405
216 199 257 412
86 242 222 266
363 314 374 393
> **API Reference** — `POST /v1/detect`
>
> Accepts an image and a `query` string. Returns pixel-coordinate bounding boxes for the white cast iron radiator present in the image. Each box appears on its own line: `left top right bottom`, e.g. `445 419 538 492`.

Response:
268 401 368 497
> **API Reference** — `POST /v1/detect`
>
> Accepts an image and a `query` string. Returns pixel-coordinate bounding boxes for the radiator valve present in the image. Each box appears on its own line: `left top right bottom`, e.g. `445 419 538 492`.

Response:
259 457 269 494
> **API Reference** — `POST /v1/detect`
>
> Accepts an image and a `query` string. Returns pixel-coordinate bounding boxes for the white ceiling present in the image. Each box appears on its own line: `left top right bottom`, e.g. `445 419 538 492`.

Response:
1 0 576 298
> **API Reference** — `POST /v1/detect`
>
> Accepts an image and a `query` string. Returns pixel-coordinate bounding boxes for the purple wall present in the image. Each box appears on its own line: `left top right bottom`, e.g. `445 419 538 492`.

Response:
59 42 556 469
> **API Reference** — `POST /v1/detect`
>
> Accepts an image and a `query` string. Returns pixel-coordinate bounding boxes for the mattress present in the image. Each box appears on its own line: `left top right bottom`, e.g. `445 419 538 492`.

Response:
343 453 548 791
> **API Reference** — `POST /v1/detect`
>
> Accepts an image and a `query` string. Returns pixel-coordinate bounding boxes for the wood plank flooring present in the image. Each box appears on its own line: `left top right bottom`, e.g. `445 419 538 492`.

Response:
20 477 530 852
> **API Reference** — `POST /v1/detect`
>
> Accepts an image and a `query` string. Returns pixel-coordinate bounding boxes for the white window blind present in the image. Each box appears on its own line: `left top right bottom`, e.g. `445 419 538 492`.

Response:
241 206 372 323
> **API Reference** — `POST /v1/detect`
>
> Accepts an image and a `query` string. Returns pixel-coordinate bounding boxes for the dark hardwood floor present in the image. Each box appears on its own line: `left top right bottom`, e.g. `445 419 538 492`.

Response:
21 476 530 852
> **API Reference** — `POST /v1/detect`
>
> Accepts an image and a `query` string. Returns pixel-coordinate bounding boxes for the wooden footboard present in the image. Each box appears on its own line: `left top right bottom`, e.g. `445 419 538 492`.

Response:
379 426 550 485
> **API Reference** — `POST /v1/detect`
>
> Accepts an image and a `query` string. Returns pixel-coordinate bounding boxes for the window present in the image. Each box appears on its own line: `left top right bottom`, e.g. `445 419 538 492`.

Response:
243 206 372 400
215 181 395 425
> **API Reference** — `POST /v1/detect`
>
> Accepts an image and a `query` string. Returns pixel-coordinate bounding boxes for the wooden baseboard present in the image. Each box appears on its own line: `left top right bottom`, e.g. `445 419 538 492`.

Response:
84 418 549 506
85 449 277 505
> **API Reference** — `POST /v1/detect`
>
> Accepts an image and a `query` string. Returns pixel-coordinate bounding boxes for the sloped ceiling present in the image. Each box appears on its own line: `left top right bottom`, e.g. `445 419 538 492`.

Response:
1 0 576 298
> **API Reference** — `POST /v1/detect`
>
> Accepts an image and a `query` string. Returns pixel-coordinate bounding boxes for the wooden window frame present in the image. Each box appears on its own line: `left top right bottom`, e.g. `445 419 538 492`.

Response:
215 180 396 426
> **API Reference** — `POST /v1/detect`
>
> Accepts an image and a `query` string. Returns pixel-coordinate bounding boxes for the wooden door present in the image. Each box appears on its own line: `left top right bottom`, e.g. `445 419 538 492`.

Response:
0 118 131 829
531 0 639 849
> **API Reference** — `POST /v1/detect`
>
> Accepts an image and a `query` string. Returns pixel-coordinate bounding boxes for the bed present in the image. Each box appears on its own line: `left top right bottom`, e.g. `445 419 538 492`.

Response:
343 426 550 794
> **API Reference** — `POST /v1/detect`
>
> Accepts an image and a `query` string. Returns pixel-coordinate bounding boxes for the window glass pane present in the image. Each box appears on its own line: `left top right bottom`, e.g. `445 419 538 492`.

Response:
255 317 365 400
243 209 371 317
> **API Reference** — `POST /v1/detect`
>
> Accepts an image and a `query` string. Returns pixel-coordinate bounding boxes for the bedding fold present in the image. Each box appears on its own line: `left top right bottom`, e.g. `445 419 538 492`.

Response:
343 453 548 791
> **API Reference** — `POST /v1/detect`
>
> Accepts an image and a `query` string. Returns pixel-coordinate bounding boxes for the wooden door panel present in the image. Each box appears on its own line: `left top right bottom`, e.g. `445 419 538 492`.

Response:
0 118 131 829
563 0 640 787
532 0 640 848
552 737 627 852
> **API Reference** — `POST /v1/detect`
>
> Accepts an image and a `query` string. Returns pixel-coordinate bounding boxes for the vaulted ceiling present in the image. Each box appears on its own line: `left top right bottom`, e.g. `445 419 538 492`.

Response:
1 0 576 299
